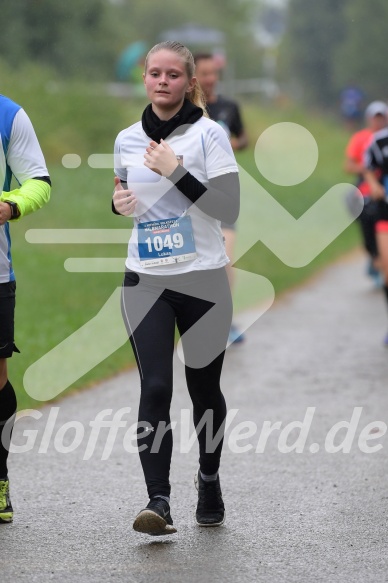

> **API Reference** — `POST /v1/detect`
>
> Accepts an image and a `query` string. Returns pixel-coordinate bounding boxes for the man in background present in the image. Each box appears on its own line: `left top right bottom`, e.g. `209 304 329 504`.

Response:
0 94 51 523
194 53 248 344
340 84 365 130
344 100 388 286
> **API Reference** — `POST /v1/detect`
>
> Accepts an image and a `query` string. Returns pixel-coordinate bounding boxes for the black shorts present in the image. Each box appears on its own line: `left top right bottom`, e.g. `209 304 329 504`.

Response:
375 200 388 222
0 281 20 358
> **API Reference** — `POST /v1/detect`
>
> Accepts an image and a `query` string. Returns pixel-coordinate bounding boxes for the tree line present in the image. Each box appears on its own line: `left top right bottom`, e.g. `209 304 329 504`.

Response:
0 0 262 81
4 0 383 110
279 0 388 108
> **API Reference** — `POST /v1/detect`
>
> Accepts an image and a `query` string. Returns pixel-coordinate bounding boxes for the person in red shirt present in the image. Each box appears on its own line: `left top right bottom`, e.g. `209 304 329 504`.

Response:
364 112 388 345
344 100 388 283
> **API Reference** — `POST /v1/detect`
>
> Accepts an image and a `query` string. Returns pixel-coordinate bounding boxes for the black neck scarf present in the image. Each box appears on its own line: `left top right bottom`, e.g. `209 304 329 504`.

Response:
141 99 203 143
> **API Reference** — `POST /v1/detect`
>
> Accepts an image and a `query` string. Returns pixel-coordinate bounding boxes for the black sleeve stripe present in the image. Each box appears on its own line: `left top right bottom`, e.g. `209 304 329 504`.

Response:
167 167 240 224
32 176 52 186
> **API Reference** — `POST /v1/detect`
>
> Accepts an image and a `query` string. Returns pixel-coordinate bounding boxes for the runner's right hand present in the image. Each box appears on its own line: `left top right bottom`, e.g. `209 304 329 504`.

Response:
113 176 137 216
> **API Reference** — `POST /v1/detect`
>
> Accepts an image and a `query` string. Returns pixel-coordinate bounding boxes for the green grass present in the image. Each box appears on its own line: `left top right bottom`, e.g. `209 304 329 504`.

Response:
232 102 359 308
3 80 359 410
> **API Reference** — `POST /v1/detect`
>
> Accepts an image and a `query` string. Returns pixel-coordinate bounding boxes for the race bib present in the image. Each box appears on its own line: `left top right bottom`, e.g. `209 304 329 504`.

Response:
137 216 197 268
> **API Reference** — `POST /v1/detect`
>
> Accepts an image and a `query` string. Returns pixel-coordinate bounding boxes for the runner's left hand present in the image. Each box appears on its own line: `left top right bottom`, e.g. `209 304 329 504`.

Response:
144 139 179 177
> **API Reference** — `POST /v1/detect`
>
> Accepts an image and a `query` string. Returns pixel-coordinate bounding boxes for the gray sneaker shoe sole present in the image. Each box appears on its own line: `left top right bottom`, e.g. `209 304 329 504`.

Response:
133 509 177 536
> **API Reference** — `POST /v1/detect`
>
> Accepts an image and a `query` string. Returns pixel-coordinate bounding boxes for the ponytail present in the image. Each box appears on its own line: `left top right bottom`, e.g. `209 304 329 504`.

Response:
187 79 209 117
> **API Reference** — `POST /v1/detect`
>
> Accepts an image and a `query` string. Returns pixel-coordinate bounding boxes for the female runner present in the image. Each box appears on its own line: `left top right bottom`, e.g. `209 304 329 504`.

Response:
112 41 240 535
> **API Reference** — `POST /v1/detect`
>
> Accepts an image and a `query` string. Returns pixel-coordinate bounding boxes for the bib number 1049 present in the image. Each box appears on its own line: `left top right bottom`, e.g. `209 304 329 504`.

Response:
144 232 184 252
137 215 197 268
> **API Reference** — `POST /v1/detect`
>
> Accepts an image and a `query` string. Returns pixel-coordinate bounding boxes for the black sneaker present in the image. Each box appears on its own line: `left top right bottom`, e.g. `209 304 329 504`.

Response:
0 479 13 524
194 470 225 526
133 498 177 536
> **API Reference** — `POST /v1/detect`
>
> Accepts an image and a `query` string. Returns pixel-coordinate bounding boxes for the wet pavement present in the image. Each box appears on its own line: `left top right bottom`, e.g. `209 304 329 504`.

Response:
2 252 388 583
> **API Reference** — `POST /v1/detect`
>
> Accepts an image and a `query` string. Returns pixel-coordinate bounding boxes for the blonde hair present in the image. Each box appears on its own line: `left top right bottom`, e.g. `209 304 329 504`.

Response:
144 41 209 117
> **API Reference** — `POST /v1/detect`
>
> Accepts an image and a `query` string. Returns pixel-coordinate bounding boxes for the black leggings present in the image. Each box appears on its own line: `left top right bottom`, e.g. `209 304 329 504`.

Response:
357 200 379 259
121 267 232 498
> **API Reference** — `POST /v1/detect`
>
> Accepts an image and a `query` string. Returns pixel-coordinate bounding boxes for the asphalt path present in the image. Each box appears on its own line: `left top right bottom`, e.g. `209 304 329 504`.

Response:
2 252 388 583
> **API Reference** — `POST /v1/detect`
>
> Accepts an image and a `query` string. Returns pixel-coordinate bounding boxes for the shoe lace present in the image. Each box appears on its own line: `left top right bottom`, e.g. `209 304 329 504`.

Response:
0 481 8 507
198 480 223 509
148 498 168 514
